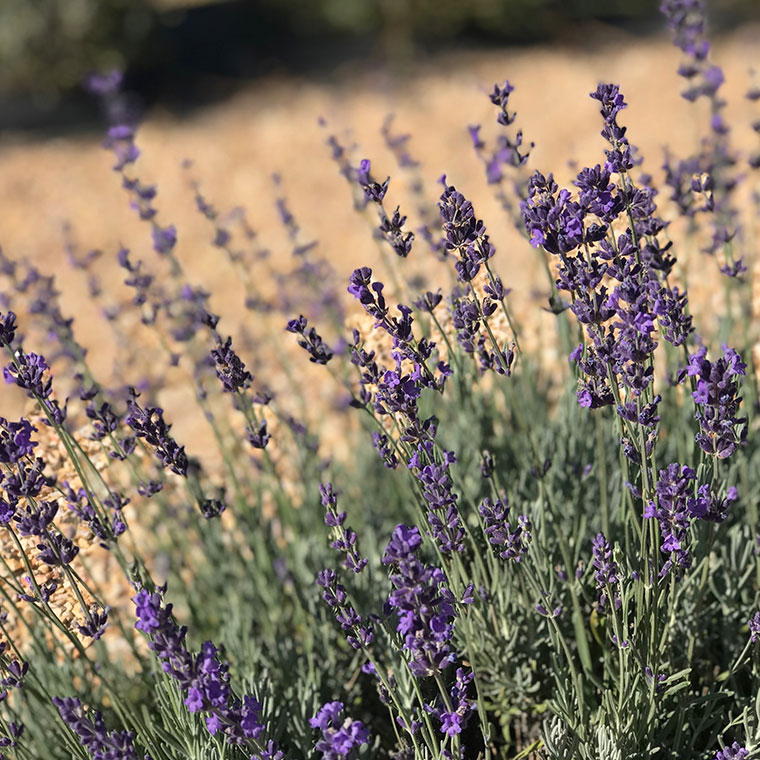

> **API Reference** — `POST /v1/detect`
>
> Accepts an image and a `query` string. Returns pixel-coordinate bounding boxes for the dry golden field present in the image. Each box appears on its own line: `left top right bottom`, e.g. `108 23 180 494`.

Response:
1 28 759 455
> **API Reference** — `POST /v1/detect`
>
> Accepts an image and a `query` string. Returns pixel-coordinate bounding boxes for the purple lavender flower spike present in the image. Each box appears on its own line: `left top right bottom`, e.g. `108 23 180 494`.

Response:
310 701 369 760
3 352 52 399
251 740 285 760
0 721 24 752
356 158 389 203
37 533 80 566
661 0 742 269
125 388 188 477
247 419 271 450
321 482 368 574
686 346 747 458
316 570 373 650
425 667 476 738
14 499 58 537
54 696 140 760
382 524 458 676
77 607 110 640
645 463 696 578
470 80 533 231
133 586 265 745
412 291 442 313
591 533 620 613
748 611 760 644
412 444 465 554
0 417 37 463
372 432 398 469
2 457 53 502
713 742 749 760
103 124 140 171
286 316 334 365
378 206 414 258
151 224 177 255
0 312 16 345
0 656 28 691
438 180 495 281
478 497 531 562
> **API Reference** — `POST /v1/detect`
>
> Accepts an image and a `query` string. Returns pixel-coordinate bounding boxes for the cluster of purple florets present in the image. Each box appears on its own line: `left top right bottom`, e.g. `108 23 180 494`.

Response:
660 0 743 269
748 611 760 644
426 667 476 739
310 701 369 760
382 525 458 677
316 568 373 651
0 416 89 578
346 268 473 556
373 526 477 739
286 315 334 365
478 497 531 562
524 84 694 413
125 388 189 477
53 697 140 760
211 335 254 392
713 742 750 760
321 482 368 574
354 158 414 258
438 180 515 375
133 587 266 747
644 462 738 578
3 350 67 424
591 533 620 613
645 463 697 577
413 443 465 554
686 345 747 458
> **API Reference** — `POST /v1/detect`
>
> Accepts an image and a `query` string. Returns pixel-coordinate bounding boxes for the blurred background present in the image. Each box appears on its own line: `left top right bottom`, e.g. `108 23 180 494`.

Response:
1 0 758 130
0 0 758 444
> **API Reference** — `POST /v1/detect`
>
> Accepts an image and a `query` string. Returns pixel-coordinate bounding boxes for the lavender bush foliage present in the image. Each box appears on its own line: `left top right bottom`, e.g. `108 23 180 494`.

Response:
0 5 758 760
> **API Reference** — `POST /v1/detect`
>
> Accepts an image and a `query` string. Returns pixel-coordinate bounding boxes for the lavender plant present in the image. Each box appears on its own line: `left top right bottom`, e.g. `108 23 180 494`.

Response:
0 4 758 760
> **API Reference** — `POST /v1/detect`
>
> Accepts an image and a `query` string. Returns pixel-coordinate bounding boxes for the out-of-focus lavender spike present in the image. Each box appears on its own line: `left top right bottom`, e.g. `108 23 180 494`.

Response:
381 115 447 260
320 120 366 210
660 0 743 273
469 80 534 233
270 173 344 327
